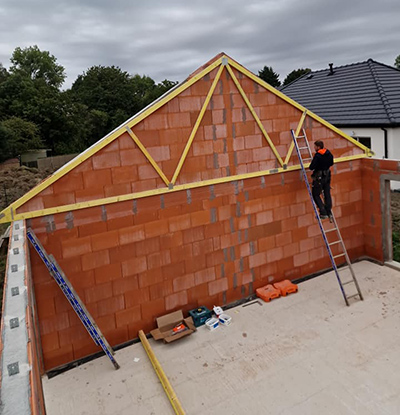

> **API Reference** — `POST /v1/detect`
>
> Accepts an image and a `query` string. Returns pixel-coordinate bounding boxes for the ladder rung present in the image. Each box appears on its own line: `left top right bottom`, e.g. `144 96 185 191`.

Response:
298 146 309 150
346 293 360 300
296 135 305 139
328 241 341 246
333 253 346 259
342 280 354 285
324 228 338 233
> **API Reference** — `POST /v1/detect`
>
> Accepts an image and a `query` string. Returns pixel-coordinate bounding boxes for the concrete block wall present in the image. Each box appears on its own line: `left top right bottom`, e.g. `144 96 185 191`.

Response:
26 158 365 371
0 222 46 414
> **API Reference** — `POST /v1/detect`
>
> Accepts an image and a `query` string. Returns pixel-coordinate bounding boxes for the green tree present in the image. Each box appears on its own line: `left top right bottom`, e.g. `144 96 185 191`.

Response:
0 124 13 162
0 117 43 159
258 66 281 87
71 66 133 114
0 46 178 157
10 45 65 88
0 64 8 84
70 66 177 143
0 46 70 152
156 79 178 96
0 72 67 151
395 55 400 69
283 68 312 86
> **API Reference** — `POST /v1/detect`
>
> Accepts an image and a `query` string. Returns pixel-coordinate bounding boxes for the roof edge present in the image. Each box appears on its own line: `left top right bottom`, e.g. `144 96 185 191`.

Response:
368 60 397 124
0 55 225 220
226 58 371 156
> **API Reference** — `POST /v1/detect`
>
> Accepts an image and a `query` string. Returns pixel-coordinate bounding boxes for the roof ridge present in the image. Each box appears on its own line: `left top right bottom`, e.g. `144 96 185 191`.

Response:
302 60 371 76
367 60 396 123
367 58 400 73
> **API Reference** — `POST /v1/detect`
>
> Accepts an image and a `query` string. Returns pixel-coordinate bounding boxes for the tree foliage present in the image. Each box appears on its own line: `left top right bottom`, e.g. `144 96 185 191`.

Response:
0 117 43 161
283 68 311 86
0 46 177 158
395 55 400 69
70 66 178 142
258 66 281 87
0 64 8 84
10 45 66 88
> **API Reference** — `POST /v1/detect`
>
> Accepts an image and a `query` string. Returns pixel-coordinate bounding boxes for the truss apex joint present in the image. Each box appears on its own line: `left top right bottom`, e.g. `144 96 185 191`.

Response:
283 163 288 170
168 183 174 190
222 57 228 66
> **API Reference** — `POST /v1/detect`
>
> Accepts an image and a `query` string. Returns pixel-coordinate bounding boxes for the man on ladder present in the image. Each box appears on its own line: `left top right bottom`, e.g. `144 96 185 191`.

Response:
309 140 334 220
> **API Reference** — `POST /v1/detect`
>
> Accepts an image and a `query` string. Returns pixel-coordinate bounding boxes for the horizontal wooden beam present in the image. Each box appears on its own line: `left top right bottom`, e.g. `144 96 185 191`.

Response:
0 153 367 223
139 330 185 415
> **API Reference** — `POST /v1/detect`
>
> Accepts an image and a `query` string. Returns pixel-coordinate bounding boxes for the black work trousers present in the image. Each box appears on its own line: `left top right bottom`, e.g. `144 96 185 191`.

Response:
312 177 332 216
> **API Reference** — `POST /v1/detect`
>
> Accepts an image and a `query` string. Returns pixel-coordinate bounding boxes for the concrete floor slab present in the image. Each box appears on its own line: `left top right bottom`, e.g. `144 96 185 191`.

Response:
43 261 400 414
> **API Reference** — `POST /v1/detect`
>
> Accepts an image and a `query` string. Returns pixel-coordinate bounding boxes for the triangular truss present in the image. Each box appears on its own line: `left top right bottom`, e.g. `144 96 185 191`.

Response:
0 54 372 224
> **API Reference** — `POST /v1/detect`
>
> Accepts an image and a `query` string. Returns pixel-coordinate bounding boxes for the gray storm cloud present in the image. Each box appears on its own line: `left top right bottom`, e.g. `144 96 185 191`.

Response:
0 0 399 88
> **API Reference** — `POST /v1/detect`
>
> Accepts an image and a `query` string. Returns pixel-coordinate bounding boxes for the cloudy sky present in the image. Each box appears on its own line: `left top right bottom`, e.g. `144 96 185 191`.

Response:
0 0 399 88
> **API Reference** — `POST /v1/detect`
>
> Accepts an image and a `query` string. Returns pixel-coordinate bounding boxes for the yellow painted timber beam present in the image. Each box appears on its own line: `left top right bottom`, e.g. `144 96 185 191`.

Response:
139 330 185 415
125 127 170 186
284 110 308 165
4 57 224 214
0 153 367 224
227 58 371 156
126 58 223 130
226 64 284 167
171 64 224 185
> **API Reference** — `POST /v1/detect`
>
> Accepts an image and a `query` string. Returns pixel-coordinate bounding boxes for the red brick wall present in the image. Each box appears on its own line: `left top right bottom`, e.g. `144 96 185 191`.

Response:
16 57 370 371
17 65 363 214
28 159 366 371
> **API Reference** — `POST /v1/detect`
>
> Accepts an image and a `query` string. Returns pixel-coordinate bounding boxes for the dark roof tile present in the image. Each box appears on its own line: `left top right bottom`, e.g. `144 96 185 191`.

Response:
280 59 400 126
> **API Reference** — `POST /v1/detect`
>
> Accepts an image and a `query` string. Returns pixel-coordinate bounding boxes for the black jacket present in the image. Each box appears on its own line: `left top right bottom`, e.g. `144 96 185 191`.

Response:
309 149 334 172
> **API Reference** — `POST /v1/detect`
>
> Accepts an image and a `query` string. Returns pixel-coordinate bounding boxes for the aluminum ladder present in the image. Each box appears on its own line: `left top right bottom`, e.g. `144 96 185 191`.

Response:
27 228 120 369
291 128 363 306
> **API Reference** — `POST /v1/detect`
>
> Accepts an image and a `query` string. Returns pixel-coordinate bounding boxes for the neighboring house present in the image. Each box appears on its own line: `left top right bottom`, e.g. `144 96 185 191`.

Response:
281 59 400 160
20 149 51 168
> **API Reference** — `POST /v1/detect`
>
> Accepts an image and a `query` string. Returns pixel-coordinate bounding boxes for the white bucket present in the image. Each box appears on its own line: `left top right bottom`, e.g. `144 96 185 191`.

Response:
205 317 219 331
218 314 232 326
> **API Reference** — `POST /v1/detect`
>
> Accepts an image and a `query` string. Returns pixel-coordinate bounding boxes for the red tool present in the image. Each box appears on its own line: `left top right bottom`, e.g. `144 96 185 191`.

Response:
256 284 281 302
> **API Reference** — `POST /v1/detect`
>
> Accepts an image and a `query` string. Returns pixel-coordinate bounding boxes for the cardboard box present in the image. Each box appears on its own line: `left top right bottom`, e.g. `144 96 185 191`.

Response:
150 310 196 343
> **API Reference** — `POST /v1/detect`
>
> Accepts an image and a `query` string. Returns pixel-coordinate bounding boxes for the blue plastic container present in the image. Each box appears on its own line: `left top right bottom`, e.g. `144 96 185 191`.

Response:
188 306 212 327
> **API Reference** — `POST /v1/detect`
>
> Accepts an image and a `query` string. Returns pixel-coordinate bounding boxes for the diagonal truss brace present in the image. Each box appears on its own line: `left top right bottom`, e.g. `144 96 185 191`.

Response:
226 64 284 167
125 127 170 186
284 110 308 166
171 64 225 185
